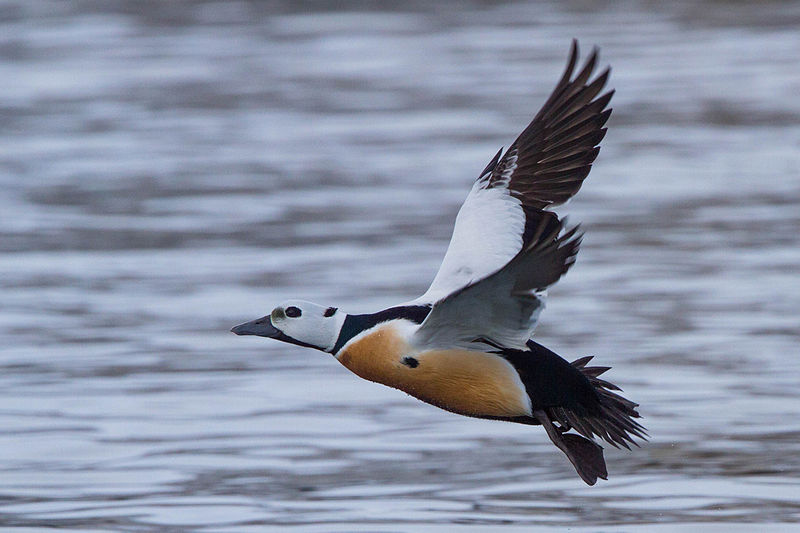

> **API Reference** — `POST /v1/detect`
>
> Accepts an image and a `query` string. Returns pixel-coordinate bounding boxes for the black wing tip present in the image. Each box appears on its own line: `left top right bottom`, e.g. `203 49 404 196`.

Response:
568 39 579 65
578 47 598 77
484 40 613 209
567 38 603 68
590 67 611 91
552 41 613 121
562 39 580 80
597 107 613 127
551 40 612 117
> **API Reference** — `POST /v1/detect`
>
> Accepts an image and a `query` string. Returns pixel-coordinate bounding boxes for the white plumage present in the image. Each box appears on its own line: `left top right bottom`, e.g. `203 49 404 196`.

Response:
412 180 528 305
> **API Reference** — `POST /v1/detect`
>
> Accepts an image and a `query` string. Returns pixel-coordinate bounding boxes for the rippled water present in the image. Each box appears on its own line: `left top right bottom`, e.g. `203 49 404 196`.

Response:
2 1 800 530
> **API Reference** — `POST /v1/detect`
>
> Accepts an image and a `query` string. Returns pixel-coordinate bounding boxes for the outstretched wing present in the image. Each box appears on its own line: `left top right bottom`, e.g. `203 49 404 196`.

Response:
412 40 610 304
412 219 582 351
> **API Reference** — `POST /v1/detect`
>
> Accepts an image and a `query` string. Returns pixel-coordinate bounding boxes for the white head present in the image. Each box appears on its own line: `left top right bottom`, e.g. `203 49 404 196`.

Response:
231 299 346 353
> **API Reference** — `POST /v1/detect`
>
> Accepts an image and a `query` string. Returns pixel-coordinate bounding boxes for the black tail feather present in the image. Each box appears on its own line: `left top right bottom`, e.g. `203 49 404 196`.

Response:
547 355 648 449
501 341 646 483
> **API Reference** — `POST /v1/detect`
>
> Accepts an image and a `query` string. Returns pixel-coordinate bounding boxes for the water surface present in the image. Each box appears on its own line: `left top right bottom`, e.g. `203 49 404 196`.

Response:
1 0 799 530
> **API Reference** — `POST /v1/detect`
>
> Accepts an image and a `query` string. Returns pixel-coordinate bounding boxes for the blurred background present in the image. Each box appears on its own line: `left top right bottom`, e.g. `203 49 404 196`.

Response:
1 0 799 531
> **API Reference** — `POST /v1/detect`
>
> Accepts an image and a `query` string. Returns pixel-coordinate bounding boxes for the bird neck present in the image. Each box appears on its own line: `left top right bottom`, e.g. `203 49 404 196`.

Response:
329 305 431 355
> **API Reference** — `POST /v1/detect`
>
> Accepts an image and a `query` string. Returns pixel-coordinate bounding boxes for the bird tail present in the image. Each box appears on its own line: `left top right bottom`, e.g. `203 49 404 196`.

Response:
549 356 648 450
504 341 646 484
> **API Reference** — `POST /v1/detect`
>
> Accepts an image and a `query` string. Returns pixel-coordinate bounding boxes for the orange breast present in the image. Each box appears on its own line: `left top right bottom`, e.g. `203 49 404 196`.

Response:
336 323 530 418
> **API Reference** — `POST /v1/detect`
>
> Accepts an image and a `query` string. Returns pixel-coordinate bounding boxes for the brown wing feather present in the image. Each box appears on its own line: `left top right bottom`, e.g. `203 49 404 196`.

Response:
480 40 613 218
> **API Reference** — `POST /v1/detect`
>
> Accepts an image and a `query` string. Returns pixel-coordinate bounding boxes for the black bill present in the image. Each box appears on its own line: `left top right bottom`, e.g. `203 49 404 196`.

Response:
230 316 280 337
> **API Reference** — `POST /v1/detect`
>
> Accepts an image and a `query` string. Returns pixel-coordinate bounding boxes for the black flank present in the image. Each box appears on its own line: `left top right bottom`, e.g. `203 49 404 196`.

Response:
330 305 431 354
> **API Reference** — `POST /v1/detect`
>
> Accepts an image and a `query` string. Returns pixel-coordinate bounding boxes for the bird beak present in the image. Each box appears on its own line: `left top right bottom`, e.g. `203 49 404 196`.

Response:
231 314 323 351
230 315 280 338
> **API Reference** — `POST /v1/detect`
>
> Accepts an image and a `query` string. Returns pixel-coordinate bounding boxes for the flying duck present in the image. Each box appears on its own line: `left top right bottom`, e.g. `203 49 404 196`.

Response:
232 40 646 485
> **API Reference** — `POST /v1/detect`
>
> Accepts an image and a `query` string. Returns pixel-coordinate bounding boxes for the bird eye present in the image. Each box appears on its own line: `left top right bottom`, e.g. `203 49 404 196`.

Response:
285 306 301 318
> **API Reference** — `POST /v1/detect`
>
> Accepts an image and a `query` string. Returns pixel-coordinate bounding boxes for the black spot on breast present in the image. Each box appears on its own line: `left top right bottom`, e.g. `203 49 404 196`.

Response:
324 307 337 317
402 357 419 368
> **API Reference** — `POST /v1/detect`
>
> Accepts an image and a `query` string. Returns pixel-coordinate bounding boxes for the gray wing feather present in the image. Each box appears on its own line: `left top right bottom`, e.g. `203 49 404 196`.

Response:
412 218 582 351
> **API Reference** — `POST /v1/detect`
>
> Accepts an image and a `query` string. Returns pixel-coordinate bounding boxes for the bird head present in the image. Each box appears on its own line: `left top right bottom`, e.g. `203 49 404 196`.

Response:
231 300 344 353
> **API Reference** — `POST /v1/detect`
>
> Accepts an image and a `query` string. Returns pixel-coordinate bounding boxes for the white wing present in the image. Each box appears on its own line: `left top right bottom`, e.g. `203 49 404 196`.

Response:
412 220 582 351
411 40 611 305
414 178 529 303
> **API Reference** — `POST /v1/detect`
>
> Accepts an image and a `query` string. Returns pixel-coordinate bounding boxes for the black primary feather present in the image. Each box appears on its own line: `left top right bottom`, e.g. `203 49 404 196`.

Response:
475 39 613 249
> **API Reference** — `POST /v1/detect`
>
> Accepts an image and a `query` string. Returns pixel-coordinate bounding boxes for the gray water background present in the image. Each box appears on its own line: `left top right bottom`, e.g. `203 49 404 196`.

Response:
1 1 799 531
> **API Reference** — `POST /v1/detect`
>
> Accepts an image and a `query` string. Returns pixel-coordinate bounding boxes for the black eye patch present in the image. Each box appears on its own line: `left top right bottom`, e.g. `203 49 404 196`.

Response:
285 306 302 318
324 307 337 317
